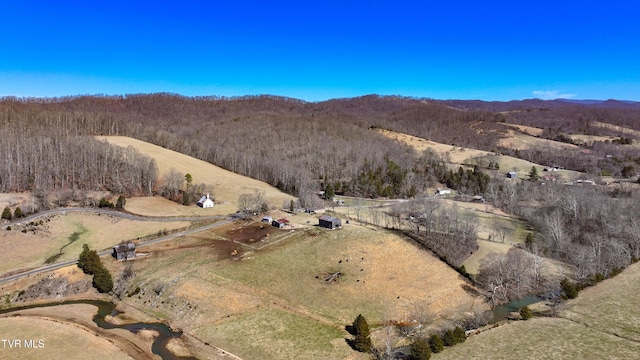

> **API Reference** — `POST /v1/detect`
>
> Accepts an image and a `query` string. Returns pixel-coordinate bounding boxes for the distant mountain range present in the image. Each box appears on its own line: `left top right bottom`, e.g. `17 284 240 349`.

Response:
439 98 640 111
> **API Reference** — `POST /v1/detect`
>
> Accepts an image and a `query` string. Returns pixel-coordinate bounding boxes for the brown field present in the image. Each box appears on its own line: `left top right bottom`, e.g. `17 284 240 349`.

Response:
0 212 189 275
592 121 640 138
96 136 296 216
433 261 640 359
376 129 580 179
497 128 579 152
116 221 485 359
504 123 545 137
0 303 141 360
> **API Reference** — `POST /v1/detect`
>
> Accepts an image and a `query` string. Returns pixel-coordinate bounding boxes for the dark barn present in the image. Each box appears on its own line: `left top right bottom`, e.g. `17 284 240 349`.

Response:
319 215 342 229
113 242 136 260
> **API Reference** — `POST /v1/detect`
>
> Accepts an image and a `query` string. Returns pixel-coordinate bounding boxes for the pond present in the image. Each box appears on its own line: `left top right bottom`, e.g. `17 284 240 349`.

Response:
491 294 545 322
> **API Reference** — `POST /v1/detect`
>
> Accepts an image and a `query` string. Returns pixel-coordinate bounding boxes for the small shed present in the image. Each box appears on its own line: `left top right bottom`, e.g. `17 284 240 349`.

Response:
507 171 518 179
262 215 273 223
319 215 342 229
272 218 289 229
435 188 451 195
113 242 136 261
197 193 214 208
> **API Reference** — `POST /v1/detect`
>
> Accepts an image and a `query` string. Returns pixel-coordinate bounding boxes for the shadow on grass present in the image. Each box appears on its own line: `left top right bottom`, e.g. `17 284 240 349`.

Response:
44 225 88 264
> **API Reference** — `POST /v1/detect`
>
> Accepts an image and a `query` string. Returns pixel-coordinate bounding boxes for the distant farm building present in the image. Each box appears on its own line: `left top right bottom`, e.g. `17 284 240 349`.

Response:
272 218 289 228
113 242 136 261
435 188 452 195
507 171 518 179
471 195 485 203
262 215 273 223
197 194 214 208
319 215 342 229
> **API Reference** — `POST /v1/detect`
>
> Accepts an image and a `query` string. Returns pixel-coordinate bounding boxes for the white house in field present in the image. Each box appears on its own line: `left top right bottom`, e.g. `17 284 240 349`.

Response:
197 194 214 208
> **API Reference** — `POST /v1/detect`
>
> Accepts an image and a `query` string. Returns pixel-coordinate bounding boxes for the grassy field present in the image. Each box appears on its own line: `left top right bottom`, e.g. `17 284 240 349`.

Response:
432 261 640 359
432 316 640 360
376 129 580 180
0 212 189 275
116 220 484 359
0 307 135 360
96 136 296 216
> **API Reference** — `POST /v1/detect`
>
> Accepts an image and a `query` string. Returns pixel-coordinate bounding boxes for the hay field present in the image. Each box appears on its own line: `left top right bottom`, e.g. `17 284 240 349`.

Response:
433 261 640 359
0 212 189 275
497 128 579 152
96 136 296 216
560 261 640 342
0 315 133 360
432 316 640 360
504 123 544 137
376 129 579 178
123 222 484 359
592 121 640 138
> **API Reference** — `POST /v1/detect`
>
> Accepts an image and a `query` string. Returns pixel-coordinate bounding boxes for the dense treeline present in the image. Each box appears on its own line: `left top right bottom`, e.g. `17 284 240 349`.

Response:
0 104 157 196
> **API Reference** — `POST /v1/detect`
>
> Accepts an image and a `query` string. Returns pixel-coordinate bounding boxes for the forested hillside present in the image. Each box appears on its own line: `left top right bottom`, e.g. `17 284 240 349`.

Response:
3 94 640 199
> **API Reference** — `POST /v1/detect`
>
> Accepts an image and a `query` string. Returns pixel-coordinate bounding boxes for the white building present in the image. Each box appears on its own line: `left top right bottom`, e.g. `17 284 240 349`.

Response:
197 193 214 208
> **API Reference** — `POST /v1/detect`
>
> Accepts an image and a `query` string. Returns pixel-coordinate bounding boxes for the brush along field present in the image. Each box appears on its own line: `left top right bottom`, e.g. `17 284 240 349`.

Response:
433 262 640 359
96 136 296 216
376 129 580 179
118 221 485 360
0 211 189 275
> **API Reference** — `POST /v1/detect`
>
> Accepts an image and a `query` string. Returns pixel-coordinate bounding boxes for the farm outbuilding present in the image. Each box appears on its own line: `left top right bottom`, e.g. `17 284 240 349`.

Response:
113 242 136 261
262 215 273 223
319 215 342 229
507 171 518 179
197 193 214 208
272 218 289 228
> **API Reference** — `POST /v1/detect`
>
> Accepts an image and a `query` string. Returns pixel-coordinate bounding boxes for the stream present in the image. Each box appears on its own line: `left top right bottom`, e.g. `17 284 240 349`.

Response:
0 299 196 360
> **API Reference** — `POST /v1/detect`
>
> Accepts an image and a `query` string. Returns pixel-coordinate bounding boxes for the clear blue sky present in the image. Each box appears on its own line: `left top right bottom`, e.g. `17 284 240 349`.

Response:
1 1 639 101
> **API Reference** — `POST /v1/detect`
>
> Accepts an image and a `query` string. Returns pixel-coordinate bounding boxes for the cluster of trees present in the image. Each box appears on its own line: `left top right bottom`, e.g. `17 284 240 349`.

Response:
78 244 113 293
398 197 479 267
0 104 158 196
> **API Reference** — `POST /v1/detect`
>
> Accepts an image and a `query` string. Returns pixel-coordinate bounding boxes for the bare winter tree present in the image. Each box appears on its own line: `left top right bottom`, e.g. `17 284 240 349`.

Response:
161 168 184 199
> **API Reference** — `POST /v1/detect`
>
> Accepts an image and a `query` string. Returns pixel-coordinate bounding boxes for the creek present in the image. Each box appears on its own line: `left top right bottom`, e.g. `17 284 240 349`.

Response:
0 299 195 360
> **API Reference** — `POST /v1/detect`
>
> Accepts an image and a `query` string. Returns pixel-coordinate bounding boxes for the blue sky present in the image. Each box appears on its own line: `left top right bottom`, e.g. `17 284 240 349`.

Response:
1 1 639 101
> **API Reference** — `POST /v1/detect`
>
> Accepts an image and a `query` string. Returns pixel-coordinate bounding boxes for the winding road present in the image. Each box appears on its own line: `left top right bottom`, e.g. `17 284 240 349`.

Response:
0 207 234 285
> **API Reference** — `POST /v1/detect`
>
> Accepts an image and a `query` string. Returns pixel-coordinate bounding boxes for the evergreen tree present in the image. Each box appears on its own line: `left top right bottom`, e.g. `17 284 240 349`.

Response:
529 166 539 181
78 244 101 275
429 334 444 353
410 338 431 360
116 195 126 209
352 314 373 353
1 207 11 221
92 266 114 293
453 326 467 343
520 306 533 320
289 199 295 212
561 278 579 299
13 207 23 218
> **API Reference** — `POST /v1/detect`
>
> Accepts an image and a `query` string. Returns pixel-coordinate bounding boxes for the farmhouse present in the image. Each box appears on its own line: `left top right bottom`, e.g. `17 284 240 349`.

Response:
272 218 289 228
319 215 342 229
197 193 214 208
113 242 136 261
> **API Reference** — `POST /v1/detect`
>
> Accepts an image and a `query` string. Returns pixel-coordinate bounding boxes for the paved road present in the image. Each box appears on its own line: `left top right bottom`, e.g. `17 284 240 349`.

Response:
0 208 234 285
6 207 225 225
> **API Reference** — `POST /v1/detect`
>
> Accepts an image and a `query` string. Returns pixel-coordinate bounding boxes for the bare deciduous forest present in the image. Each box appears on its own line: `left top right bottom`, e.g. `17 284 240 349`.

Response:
2 93 640 296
